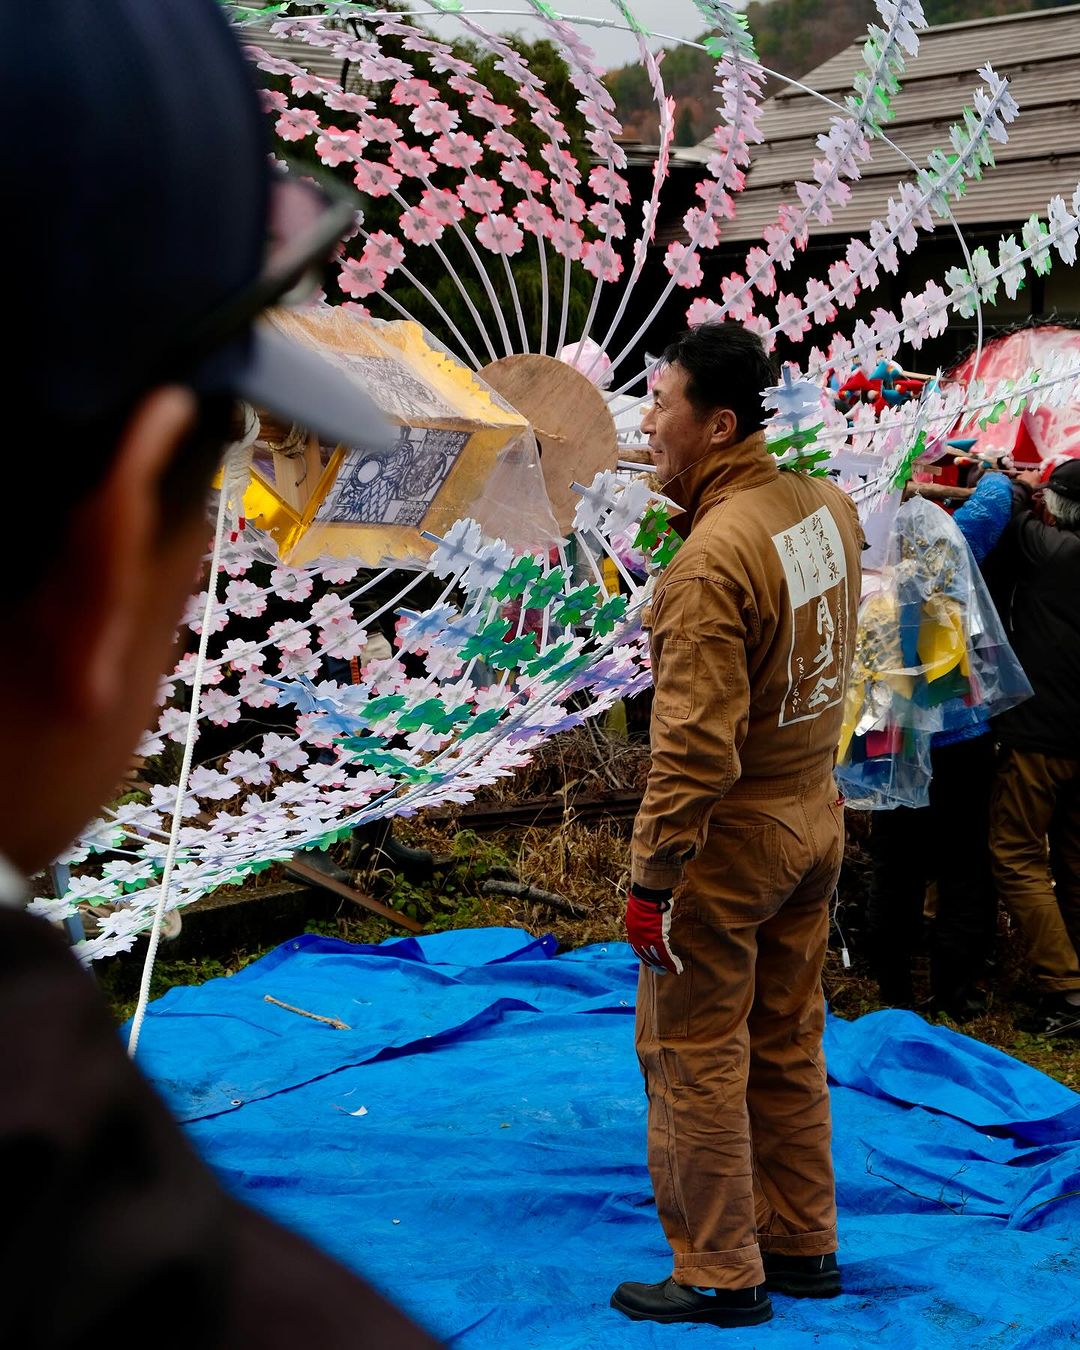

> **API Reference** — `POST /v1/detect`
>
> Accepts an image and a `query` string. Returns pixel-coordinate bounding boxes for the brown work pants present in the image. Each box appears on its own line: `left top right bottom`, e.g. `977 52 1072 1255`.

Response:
635 773 843 1290
990 747 1080 993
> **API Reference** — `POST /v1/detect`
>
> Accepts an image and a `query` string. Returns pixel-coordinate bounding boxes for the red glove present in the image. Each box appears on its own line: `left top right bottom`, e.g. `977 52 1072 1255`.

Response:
626 885 683 975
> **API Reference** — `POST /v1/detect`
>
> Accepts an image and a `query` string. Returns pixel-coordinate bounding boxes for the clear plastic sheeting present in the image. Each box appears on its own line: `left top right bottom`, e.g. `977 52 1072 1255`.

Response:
466 427 562 554
837 497 1032 809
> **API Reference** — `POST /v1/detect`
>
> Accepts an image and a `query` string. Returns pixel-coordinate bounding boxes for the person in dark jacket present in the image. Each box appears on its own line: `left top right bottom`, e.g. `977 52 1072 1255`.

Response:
990 458 1080 1036
0 4 438 1346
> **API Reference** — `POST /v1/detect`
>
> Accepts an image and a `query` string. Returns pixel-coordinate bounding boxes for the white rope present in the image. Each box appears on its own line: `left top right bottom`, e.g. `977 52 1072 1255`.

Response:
127 422 257 1057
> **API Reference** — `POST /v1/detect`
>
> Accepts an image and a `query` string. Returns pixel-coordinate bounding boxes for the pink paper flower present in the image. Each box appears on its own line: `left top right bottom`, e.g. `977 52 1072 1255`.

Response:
743 314 776 353
580 100 621 136
390 77 436 107
514 199 556 238
410 100 459 137
315 126 363 168
762 222 797 270
581 240 623 282
475 213 524 256
588 201 626 238
400 207 445 246
664 242 704 290
290 72 330 99
549 219 584 260
448 73 489 101
432 131 483 170
745 246 777 297
682 206 720 249
259 88 287 115
501 160 546 194
845 237 879 289
550 182 585 222
389 141 434 179
484 127 525 159
429 50 473 78
358 114 402 145
338 257 386 299
421 187 465 226
775 292 811 341
540 144 580 185
589 167 632 205
804 277 837 325
720 273 755 322
686 297 724 325
828 259 860 308
275 106 320 143
324 88 374 116
358 53 411 83
460 177 504 214
363 230 405 273
469 95 515 128
352 160 402 198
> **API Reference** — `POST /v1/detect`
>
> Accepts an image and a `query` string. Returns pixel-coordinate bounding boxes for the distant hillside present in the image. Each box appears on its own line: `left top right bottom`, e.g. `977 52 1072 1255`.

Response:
607 0 1074 143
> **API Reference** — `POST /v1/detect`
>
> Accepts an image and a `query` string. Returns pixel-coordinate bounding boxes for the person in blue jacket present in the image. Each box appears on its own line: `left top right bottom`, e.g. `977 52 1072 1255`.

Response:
864 470 1013 1021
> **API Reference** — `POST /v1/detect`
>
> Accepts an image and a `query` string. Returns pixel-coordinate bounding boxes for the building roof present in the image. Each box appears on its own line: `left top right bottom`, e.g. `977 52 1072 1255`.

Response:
675 4 1080 243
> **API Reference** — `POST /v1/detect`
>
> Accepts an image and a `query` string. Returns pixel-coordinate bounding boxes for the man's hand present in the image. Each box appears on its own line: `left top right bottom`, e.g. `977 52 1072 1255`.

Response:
626 885 683 975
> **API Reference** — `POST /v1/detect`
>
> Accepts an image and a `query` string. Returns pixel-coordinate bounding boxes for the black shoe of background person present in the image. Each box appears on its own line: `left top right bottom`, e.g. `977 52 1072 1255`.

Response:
762 1251 841 1298
610 1277 773 1327
1014 995 1080 1037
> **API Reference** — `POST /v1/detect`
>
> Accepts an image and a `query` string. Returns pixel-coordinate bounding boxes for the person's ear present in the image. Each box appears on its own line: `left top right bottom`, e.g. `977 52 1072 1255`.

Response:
710 407 738 446
38 387 197 721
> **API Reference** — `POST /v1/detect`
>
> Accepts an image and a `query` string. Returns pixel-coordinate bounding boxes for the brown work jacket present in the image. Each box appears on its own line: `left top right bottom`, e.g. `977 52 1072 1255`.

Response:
631 431 864 891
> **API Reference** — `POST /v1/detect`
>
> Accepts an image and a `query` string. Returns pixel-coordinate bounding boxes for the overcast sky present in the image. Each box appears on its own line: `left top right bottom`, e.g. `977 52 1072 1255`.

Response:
430 0 751 72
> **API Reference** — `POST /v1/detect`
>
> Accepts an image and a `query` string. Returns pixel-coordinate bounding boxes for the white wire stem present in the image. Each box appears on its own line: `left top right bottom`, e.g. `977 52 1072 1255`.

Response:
573 527 611 591
386 187 497 365
590 30 671 361
356 220 490 368
127 455 236 1057
523 6 622 366
601 40 763 377
445 204 516 359
440 7 584 358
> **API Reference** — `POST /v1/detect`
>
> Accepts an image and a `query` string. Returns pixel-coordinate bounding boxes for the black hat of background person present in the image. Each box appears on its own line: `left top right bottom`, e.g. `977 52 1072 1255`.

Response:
1047 458 1080 503
9 0 389 451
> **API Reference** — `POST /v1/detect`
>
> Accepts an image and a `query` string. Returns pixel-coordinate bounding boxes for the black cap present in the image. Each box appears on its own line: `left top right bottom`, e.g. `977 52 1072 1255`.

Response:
1047 458 1080 502
9 0 389 449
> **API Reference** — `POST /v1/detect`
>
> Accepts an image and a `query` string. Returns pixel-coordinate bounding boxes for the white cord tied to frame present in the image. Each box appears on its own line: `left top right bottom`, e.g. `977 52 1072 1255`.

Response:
127 410 258 1057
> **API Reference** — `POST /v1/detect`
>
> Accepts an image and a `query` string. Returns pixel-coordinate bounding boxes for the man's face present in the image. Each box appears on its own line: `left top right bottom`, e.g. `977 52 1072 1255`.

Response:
640 362 716 486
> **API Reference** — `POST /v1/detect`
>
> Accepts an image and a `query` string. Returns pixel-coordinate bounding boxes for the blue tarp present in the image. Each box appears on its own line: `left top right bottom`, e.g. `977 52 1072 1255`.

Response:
131 928 1080 1347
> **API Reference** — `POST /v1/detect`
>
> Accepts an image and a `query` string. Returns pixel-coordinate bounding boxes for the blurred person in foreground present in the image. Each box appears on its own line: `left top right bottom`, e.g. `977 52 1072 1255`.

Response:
990 458 1080 1036
0 3 438 1345
613 324 864 1329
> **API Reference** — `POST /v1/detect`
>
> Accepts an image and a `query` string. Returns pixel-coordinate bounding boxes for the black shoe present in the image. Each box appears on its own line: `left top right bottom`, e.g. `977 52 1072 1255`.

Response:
610 1277 773 1327
762 1251 841 1298
1015 996 1080 1037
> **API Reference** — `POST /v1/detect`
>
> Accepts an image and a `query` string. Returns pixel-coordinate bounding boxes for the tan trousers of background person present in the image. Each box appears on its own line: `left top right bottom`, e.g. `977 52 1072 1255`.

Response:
635 772 844 1291
990 747 1080 994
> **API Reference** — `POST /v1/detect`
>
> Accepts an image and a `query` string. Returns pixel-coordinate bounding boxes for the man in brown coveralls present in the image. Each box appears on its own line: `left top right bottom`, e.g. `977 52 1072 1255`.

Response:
612 324 864 1329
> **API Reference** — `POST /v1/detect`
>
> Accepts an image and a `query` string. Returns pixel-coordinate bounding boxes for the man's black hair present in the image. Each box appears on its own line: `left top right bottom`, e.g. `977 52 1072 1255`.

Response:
661 323 776 439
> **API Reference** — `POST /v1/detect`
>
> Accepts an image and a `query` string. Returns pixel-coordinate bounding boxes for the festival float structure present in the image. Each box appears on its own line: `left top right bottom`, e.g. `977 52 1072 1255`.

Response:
34 1 1080 1053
